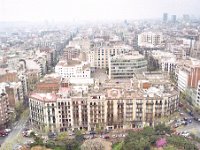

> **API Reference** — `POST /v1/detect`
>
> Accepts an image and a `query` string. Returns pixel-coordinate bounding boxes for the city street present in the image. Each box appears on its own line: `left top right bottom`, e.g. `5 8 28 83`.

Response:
176 120 200 137
171 106 200 138
0 110 30 150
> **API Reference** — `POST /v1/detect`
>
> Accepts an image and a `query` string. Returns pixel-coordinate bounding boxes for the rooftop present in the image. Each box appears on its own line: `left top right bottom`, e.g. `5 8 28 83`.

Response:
30 93 57 102
57 59 82 67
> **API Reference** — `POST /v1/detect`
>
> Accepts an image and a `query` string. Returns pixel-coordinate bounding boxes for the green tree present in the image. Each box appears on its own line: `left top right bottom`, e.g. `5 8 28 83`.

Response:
164 145 176 150
75 130 84 143
15 101 25 120
56 132 68 142
122 131 150 150
155 123 171 135
167 135 198 150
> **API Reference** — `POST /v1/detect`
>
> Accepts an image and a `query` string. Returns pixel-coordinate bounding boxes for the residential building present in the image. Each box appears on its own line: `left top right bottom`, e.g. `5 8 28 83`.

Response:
177 59 200 92
62 46 80 60
138 32 163 48
89 45 132 69
55 59 91 79
35 74 61 93
29 93 57 132
0 93 9 128
29 75 179 132
5 82 24 108
196 81 200 106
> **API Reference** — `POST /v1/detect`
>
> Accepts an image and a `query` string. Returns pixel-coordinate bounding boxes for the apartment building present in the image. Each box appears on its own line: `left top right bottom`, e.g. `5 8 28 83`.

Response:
55 59 91 79
29 77 179 133
88 45 132 69
138 32 163 48
177 59 200 92
0 93 9 128
62 46 80 60
196 81 200 106
108 52 147 79
29 93 57 132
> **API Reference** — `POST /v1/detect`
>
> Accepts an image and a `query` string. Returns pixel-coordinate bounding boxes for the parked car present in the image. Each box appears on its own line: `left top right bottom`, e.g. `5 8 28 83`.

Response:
188 119 192 123
188 111 194 116
68 131 75 136
0 130 8 137
103 135 110 139
89 131 96 135
4 128 11 133
180 131 190 137
174 122 182 128
48 132 57 139
194 117 200 122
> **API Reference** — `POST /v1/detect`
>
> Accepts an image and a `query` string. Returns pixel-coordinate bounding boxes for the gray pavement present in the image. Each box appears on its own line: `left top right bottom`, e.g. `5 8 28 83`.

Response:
0 110 29 150
172 107 200 138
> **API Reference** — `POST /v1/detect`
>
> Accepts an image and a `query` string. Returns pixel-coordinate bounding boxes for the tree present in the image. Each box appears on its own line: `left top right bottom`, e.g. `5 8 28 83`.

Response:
122 131 150 150
167 135 198 150
15 101 25 120
56 132 68 142
155 123 171 135
75 130 84 143
95 123 104 134
164 145 176 150
65 139 81 150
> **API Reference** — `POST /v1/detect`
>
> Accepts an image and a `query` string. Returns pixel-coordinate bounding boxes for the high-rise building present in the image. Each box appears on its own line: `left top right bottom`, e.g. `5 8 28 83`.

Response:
171 15 177 24
163 13 168 23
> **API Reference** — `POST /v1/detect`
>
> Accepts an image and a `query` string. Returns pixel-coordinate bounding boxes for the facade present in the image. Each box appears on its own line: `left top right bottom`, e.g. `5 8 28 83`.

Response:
108 52 147 79
196 81 200 107
89 45 132 69
0 93 9 128
177 70 189 92
161 57 177 74
5 82 24 108
138 32 163 48
163 13 168 23
0 71 18 83
29 78 179 133
29 93 57 132
177 60 200 92
55 59 91 79
171 15 177 24
62 46 80 60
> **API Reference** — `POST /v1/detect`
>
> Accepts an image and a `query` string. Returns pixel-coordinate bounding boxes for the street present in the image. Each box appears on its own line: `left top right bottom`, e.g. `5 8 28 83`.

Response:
172 106 200 138
175 118 200 137
0 110 30 150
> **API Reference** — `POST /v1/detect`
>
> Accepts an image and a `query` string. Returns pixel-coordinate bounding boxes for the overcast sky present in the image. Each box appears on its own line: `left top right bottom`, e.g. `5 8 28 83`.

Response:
0 0 199 22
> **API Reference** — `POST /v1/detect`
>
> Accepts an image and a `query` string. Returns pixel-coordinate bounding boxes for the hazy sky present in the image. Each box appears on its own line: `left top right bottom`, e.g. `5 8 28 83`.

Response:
0 0 199 22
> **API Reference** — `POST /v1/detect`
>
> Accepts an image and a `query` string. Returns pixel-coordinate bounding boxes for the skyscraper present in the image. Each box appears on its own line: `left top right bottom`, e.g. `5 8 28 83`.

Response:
171 15 177 24
163 13 168 23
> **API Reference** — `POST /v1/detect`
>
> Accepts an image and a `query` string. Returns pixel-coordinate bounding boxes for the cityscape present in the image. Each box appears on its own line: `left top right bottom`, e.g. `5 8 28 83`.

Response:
0 0 200 150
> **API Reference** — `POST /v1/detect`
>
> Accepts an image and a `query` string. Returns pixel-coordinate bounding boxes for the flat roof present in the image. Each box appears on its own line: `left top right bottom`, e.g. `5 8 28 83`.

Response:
30 93 57 102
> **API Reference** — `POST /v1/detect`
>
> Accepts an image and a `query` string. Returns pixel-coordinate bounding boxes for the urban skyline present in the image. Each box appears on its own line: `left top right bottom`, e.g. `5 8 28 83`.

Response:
0 0 200 22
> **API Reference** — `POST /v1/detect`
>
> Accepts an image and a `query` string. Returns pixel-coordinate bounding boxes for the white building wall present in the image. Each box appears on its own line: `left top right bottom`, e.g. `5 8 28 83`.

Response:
55 62 91 79
196 81 200 107
178 70 189 92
